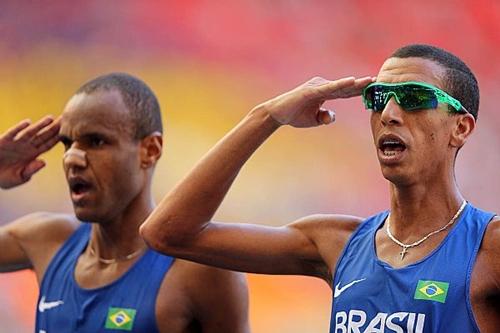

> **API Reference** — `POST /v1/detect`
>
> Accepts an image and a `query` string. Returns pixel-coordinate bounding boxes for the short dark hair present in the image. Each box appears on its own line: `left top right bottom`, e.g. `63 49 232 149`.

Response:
76 73 163 139
390 44 479 120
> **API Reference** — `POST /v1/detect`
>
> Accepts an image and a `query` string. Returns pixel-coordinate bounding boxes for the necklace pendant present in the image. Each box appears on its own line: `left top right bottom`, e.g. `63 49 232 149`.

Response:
400 247 408 260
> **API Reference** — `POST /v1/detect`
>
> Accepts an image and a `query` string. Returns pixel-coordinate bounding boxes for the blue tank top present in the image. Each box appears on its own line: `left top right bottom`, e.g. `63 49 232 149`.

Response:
330 203 495 333
36 223 174 333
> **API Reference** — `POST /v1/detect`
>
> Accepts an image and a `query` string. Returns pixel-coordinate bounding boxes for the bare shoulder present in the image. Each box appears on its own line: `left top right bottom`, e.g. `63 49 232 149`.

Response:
289 213 363 236
479 215 500 271
8 211 79 245
288 214 364 283
156 259 249 333
7 212 79 278
485 215 500 237
471 215 500 331
289 214 364 255
473 215 500 294
164 259 248 306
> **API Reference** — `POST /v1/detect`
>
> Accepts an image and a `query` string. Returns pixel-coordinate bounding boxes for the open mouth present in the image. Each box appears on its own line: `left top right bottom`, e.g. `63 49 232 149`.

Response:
68 177 93 202
378 135 407 159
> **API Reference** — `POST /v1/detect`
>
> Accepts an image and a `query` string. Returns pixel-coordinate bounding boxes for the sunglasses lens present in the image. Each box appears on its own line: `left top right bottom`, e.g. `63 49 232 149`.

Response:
364 86 386 112
364 84 438 112
373 87 387 112
398 86 437 111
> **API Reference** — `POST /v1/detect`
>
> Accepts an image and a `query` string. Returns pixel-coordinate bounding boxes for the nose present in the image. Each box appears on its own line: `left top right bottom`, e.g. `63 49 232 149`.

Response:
63 147 87 169
380 97 404 126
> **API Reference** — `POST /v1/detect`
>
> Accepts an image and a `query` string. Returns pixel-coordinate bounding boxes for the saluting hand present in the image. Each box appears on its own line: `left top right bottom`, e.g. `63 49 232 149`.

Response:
255 76 374 128
0 116 61 189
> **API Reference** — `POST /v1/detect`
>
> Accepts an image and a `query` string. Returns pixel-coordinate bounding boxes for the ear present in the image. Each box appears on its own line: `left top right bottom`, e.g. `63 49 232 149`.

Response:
139 132 163 169
450 113 475 148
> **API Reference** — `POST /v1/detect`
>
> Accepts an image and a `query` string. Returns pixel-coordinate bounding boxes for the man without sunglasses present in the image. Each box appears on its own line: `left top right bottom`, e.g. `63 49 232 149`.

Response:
0 73 249 333
141 44 499 332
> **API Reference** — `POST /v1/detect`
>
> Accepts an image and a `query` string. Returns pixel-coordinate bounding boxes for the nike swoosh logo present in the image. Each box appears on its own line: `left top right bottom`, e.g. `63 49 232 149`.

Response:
38 296 64 313
334 278 366 298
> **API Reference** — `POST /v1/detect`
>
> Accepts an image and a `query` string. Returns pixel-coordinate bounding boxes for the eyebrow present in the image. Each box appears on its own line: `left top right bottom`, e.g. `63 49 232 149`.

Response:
59 131 114 142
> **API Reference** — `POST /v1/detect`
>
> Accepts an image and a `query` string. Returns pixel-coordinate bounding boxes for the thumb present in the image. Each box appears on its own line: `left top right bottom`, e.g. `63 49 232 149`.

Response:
317 108 336 125
21 160 46 182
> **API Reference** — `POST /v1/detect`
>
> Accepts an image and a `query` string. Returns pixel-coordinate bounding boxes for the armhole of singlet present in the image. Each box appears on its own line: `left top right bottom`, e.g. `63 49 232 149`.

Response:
38 223 88 292
153 255 176 333
331 213 385 289
465 213 497 333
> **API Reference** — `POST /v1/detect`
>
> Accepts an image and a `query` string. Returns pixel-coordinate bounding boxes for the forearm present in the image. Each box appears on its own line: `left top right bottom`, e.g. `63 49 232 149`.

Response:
140 76 370 269
141 106 280 247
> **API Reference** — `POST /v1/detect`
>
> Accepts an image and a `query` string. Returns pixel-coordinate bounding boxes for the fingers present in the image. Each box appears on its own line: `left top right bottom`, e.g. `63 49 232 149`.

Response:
317 108 335 125
21 159 46 183
31 116 61 150
330 76 375 99
310 75 373 125
16 116 55 142
313 76 374 100
4 116 60 154
35 132 61 154
2 119 31 140
314 76 356 98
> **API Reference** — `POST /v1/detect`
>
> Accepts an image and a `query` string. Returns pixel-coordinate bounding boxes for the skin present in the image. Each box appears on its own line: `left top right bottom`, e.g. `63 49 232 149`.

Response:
0 89 249 333
0 116 61 190
140 58 500 332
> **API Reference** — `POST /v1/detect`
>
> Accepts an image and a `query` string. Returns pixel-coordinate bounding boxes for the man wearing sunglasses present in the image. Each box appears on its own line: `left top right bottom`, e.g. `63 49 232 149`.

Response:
141 44 499 332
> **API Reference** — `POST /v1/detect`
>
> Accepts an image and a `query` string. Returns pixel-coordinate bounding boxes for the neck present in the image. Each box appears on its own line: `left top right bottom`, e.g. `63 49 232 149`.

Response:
388 174 465 240
89 193 156 261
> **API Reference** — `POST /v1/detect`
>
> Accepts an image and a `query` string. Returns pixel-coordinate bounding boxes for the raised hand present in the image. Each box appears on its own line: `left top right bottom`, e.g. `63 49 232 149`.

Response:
255 76 374 128
0 117 61 189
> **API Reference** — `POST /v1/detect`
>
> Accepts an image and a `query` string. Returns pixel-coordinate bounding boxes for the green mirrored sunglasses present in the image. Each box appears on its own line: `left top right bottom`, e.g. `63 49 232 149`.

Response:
362 81 469 114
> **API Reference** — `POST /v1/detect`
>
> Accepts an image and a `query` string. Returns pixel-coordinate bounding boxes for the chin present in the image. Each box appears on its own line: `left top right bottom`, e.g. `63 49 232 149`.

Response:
380 166 415 187
73 206 105 223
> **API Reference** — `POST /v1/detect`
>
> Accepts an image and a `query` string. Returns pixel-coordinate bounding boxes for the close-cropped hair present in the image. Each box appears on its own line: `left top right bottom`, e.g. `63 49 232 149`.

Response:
391 44 479 120
76 73 163 139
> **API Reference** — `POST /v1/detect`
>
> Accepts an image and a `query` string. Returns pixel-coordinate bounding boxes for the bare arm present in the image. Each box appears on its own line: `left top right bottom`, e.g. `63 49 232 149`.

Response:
188 264 249 333
0 212 78 281
0 117 76 280
156 260 250 333
0 217 33 272
474 216 500 292
470 216 500 332
141 76 372 279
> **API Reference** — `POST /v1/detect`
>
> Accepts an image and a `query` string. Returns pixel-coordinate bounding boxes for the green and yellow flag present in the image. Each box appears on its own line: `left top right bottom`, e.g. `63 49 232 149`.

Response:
105 307 137 331
414 280 449 304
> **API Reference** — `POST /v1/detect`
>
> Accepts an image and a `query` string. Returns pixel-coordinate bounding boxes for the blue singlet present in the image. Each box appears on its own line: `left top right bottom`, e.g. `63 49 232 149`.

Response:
35 223 174 333
330 203 495 333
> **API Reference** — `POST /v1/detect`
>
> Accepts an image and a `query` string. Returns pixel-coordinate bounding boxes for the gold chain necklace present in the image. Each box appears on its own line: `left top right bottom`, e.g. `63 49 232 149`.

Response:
386 200 467 260
88 243 146 265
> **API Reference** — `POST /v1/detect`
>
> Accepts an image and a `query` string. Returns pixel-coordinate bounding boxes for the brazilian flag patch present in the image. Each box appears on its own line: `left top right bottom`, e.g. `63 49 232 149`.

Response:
414 280 449 303
105 307 136 331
